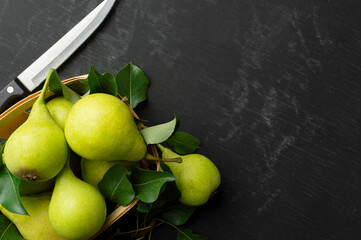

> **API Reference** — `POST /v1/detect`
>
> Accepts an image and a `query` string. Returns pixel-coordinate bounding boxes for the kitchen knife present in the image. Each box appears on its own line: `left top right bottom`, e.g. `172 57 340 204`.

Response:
0 0 115 113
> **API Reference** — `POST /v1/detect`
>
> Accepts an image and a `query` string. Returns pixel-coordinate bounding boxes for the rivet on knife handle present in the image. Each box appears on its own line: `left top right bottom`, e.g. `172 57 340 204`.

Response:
0 79 28 113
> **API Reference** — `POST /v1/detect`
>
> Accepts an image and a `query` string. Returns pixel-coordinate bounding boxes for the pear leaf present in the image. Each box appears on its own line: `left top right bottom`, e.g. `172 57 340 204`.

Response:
88 65 118 96
137 164 180 216
0 215 25 240
158 160 181 201
137 201 152 213
156 182 181 207
48 68 81 103
143 184 181 221
161 203 197 226
140 115 179 144
131 168 176 203
66 79 90 96
167 131 200 154
0 166 28 215
159 159 172 173
81 90 90 98
177 229 207 240
115 62 149 109
98 165 135 206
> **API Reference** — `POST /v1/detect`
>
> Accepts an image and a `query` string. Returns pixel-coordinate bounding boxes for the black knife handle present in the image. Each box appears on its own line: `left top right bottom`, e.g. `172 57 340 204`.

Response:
0 78 29 114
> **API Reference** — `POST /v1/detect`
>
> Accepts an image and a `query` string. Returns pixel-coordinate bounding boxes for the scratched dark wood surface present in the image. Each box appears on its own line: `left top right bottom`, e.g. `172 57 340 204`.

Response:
1 0 361 239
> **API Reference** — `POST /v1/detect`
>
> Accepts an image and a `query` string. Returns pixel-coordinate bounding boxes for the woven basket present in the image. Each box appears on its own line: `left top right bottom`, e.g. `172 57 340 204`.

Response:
0 75 159 239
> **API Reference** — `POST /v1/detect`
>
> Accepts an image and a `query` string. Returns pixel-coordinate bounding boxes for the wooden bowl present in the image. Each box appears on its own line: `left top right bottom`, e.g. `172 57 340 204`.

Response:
0 75 159 239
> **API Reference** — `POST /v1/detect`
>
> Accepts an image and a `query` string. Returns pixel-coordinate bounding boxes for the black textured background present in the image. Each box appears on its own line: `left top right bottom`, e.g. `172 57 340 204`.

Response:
1 1 361 239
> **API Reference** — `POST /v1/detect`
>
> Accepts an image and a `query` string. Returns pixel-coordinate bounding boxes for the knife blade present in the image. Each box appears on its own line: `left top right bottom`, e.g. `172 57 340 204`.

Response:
0 0 116 113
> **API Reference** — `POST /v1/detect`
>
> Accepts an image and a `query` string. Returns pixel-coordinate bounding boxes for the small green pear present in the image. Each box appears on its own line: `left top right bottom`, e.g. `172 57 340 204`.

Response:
158 145 221 206
3 70 68 181
0 193 64 240
81 157 139 188
64 93 147 161
46 96 74 130
48 161 107 240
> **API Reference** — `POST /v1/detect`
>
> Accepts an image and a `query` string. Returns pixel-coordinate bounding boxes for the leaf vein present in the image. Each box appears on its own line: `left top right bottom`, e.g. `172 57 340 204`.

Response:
0 222 12 239
6 169 21 209
133 177 175 187
110 174 126 199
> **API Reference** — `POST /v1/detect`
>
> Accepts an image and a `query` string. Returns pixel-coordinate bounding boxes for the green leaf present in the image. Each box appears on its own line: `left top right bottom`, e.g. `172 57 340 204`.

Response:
47 69 63 95
158 160 181 202
167 131 200 154
0 141 6 164
159 160 172 173
98 165 135 206
131 168 176 203
157 182 180 205
140 115 179 144
66 79 90 96
88 65 117 96
137 201 152 213
0 215 25 239
48 68 81 103
162 203 197 226
138 164 180 217
144 185 181 221
115 62 149 109
81 90 90 98
177 229 207 240
0 166 28 215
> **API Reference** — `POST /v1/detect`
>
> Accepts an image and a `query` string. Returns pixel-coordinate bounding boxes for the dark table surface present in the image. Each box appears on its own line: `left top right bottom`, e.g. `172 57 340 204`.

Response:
1 0 361 239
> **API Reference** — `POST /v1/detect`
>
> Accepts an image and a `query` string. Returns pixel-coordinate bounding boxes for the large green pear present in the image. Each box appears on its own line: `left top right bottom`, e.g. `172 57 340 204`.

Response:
0 193 64 240
46 96 74 130
81 157 139 188
3 70 68 181
158 145 221 206
48 162 107 240
64 93 147 161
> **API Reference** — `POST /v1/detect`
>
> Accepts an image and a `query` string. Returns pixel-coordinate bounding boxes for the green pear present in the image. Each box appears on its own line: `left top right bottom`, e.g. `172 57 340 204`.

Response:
48 162 107 240
46 96 74 130
0 193 64 240
19 177 55 195
81 157 139 188
158 145 221 206
3 70 68 181
64 93 147 161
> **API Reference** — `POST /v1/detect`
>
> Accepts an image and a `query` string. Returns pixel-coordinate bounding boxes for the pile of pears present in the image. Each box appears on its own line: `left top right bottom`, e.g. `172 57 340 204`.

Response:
1 71 221 240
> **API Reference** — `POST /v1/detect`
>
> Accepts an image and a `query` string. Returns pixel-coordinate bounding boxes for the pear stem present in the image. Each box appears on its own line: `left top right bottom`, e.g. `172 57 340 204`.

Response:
36 68 53 104
112 221 163 238
152 218 189 237
153 144 182 163
116 226 152 235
